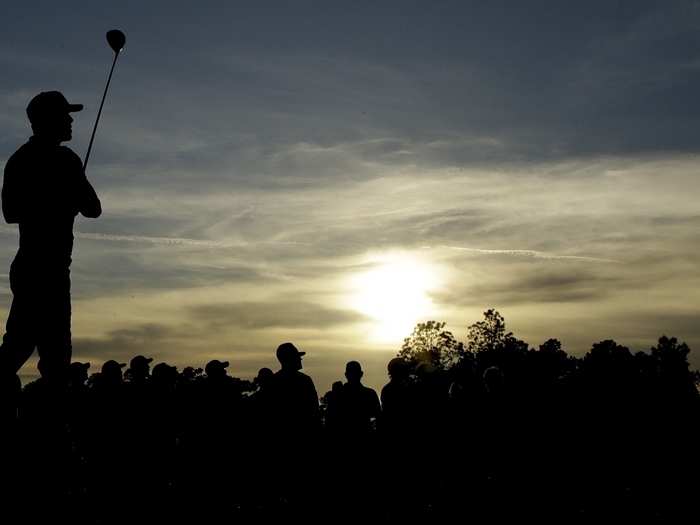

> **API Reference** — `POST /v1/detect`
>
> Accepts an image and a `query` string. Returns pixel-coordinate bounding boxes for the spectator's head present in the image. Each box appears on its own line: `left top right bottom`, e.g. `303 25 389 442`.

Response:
101 360 126 383
205 359 229 380
181 366 197 381
345 361 364 384
255 367 274 389
69 361 90 387
387 358 410 380
26 91 82 142
331 381 344 394
276 342 305 371
129 355 153 380
152 363 178 387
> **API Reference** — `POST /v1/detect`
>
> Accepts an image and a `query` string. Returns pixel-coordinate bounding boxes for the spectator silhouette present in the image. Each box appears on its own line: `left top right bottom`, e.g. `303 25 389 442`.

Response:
271 343 320 432
96 359 126 389
149 363 179 519
270 342 319 513
322 380 344 434
380 357 415 436
254 367 274 395
68 361 90 393
87 360 127 522
0 91 101 391
339 361 380 435
126 354 152 386
242 366 277 514
194 359 244 517
122 355 155 515
332 361 382 517
249 366 275 426
380 357 418 519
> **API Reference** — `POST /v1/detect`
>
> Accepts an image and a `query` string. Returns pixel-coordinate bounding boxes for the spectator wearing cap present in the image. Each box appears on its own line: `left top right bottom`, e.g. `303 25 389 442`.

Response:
271 342 320 432
152 362 178 391
126 355 153 385
269 342 320 508
202 359 243 401
196 359 244 513
150 362 180 501
0 91 101 390
122 355 157 513
204 359 229 382
90 359 129 520
99 360 126 388
68 361 90 391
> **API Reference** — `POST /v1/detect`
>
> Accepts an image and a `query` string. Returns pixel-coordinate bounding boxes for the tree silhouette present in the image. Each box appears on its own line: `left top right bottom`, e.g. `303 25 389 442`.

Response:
465 309 507 354
538 338 564 355
397 320 465 370
530 338 574 386
465 309 530 379
651 335 698 396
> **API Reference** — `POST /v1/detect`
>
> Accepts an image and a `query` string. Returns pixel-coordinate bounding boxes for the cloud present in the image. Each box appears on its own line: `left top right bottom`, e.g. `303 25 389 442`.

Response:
72 323 179 364
190 300 368 330
435 267 631 308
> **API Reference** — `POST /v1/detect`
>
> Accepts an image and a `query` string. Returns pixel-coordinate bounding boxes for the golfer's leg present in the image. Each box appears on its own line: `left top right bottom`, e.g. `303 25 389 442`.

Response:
0 293 38 379
36 279 72 385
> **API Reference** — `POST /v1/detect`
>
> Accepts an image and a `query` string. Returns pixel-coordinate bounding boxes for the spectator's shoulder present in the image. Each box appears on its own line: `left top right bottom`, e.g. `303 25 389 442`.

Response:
299 371 315 385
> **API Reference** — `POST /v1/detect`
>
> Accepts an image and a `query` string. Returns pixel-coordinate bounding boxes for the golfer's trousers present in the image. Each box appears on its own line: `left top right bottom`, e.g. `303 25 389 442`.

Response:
0 257 72 383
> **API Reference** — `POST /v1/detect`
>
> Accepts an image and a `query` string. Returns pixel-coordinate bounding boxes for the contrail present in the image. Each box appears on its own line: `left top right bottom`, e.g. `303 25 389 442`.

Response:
435 245 620 264
75 231 309 248
76 232 232 248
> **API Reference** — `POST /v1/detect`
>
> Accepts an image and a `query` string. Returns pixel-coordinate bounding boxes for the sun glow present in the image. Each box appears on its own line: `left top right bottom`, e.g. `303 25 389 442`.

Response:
349 253 440 343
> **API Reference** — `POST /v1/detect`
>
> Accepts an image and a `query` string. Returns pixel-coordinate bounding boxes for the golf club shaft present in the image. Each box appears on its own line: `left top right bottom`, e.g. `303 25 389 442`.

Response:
83 51 120 172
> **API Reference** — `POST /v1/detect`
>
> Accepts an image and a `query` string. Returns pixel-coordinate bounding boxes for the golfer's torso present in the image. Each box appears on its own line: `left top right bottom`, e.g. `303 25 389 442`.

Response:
6 140 82 269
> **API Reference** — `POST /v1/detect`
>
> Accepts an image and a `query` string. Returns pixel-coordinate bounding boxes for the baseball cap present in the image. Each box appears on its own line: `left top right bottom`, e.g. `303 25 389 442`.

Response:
102 360 126 374
276 342 306 361
152 362 178 378
26 91 83 123
130 355 154 369
205 359 229 375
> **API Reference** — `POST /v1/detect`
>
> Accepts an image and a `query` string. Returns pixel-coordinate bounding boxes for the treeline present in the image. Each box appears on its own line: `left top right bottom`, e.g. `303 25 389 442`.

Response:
394 309 699 399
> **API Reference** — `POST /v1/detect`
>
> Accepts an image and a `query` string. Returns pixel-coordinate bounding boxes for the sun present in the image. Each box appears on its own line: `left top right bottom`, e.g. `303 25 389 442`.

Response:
348 253 440 343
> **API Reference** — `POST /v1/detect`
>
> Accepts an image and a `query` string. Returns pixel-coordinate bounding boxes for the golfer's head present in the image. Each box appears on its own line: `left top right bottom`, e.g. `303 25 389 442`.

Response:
26 91 83 143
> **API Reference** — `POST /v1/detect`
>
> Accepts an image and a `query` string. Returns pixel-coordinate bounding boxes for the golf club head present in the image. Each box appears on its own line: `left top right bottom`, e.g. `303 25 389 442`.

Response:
106 29 126 53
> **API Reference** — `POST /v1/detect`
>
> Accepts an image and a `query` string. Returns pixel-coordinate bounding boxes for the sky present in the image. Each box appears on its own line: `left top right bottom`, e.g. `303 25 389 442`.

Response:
1 0 699 393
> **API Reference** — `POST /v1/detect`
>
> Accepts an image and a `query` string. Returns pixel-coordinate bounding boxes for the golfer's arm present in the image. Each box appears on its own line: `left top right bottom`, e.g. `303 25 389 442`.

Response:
78 175 102 218
2 159 24 224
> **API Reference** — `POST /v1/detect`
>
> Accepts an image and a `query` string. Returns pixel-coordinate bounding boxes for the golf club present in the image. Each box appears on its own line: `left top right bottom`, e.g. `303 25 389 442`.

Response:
83 29 126 172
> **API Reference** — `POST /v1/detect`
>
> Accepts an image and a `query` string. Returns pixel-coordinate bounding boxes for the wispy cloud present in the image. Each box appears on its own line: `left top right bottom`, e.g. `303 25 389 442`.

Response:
436 245 621 264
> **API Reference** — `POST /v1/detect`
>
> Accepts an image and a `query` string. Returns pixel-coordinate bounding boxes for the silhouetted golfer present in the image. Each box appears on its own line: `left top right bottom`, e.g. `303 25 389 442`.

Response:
0 91 101 389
